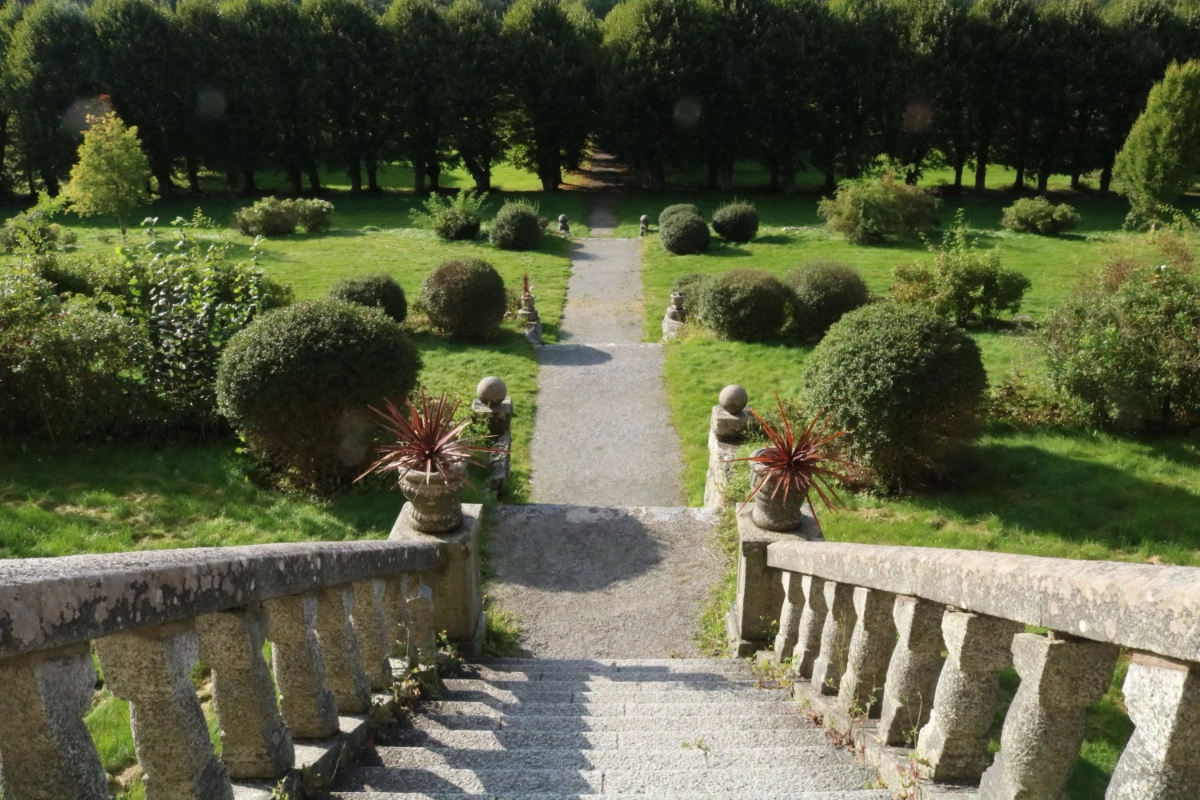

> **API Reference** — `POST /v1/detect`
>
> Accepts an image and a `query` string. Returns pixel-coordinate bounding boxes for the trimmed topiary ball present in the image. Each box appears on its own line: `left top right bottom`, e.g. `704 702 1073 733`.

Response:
784 261 870 341
659 204 702 228
1000 197 1080 236
489 201 542 250
660 215 711 255
697 268 788 341
803 303 986 491
419 258 507 340
329 273 408 324
712 200 759 243
216 299 422 492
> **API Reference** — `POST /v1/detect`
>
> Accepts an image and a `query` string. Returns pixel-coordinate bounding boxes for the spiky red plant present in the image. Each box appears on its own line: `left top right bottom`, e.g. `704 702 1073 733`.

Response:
521 273 532 295
359 390 502 484
727 392 854 524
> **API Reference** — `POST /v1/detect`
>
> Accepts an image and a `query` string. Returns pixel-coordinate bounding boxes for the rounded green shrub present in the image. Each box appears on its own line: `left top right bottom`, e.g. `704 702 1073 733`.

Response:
697 269 788 341
817 175 940 244
329 273 408 323
419 258 507 339
216 299 421 492
672 272 708 297
803 303 987 490
711 200 759 243
784 261 870 341
660 215 711 255
489 201 542 250
295 199 335 233
1000 197 1080 236
435 209 481 240
659 204 702 227
232 197 301 237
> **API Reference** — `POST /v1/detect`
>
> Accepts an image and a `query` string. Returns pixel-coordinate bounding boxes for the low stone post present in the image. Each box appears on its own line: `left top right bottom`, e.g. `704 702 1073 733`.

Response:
406 581 438 667
1105 653 1200 800
662 292 687 341
639 214 650 236
195 606 295 779
791 574 827 679
472 376 514 494
917 610 1022 783
96 623 234 800
773 571 804 660
264 594 340 739
0 643 109 800
879 595 945 746
557 213 569 234
837 587 896 716
353 579 394 690
704 385 753 510
979 632 1119 800
811 581 856 694
315 585 372 714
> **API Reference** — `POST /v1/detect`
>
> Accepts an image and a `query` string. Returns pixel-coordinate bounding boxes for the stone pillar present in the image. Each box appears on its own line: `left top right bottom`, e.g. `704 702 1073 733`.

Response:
979 633 1119 800
265 594 339 739
195 606 295 779
705 385 753 511
639 214 649 236
1106 653 1200 800
406 581 438 667
838 587 896 716
0 643 109 800
385 575 413 670
773 571 803 661
791 574 826 679
917 610 1022 783
811 581 856 695
471 377 512 437
95 623 234 800
353 579 394 691
879 596 946 746
315 585 372 713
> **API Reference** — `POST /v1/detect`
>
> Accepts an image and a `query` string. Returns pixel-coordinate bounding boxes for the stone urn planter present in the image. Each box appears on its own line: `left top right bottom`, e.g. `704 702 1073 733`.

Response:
400 461 468 533
519 293 536 314
749 451 809 531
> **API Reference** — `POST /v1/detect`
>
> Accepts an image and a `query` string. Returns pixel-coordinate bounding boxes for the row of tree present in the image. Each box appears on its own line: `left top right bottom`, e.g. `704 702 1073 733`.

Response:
2 0 1197 197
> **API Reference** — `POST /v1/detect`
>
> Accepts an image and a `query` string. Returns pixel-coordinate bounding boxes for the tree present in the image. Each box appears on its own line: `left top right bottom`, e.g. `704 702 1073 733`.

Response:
385 0 452 192
64 110 152 237
444 0 508 191
1114 59 1200 226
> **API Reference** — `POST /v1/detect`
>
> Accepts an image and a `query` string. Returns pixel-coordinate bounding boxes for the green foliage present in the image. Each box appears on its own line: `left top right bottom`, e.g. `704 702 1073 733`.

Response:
891 212 1031 326
63 108 152 237
0 194 77 254
658 204 702 227
295 198 335 233
659 213 711 255
419 258 507 340
232 198 334 237
1000 197 1081 236
412 190 488 240
783 260 869 341
671 271 708 297
803 303 987 491
328 273 408 323
696 269 788 342
489 199 542 250
711 199 759 243
445 0 508 192
1114 60 1200 227
817 175 941 244
216 299 422 492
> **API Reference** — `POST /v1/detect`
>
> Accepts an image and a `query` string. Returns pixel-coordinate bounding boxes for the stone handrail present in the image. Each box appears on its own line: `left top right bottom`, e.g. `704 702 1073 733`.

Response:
0 537 449 800
764 539 1200 800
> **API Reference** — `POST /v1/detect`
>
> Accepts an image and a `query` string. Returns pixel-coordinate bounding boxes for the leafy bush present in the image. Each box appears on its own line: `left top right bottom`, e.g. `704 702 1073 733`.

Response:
784 261 870 341
233 197 300 236
671 272 708 297
891 212 1030 325
803 303 987 490
696 269 788 341
411 190 488 240
711 200 759 243
295 199 335 233
489 200 542 250
0 194 77 254
1000 197 1080 236
419 258 507 339
660 214 711 255
329 274 408 323
216 299 421 492
818 175 940 244
659 204 702 227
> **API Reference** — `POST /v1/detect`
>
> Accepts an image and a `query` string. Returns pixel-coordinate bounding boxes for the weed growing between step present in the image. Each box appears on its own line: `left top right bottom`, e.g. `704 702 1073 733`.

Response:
479 510 524 656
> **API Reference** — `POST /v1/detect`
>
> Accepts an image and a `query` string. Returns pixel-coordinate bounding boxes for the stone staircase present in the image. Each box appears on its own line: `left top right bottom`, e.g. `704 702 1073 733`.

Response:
331 657 890 799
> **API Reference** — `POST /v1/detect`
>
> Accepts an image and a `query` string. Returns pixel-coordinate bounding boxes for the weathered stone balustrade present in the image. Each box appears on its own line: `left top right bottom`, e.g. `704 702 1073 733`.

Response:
761 540 1200 800
0 538 447 800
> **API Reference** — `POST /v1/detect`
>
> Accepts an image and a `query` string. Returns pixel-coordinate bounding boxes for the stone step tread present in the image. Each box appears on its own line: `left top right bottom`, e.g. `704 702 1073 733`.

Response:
443 678 772 693
408 712 817 732
443 688 788 704
456 669 756 684
331 792 891 799
380 728 830 751
477 659 747 669
372 745 857 771
337 766 881 794
423 700 799 718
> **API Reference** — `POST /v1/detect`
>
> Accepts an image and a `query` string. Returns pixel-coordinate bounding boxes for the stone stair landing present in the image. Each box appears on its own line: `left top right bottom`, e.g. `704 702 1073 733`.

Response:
332 658 889 799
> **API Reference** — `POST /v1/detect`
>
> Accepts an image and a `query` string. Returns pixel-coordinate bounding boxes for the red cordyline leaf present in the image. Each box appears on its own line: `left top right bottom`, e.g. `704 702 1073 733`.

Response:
357 389 505 486
725 391 856 526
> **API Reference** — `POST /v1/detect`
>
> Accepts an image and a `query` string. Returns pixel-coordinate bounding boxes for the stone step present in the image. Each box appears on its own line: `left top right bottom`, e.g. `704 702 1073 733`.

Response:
409 712 817 732
477 659 749 670
338 765 882 795
423 700 799 719
381 728 831 751
332 792 891 799
443 678 768 694
373 745 854 772
457 667 756 684
442 686 787 705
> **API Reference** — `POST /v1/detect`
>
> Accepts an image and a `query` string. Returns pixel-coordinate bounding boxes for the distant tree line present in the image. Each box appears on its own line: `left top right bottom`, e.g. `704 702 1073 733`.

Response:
1 0 1197 197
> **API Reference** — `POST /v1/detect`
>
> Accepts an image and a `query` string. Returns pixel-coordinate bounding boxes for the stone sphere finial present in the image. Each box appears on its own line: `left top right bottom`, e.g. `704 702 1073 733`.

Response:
640 214 650 224
477 376 507 405
719 384 748 415
558 214 568 223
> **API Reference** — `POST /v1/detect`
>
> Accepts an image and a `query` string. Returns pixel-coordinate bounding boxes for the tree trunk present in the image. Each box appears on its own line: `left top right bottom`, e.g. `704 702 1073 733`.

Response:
1100 162 1113 196
306 159 321 194
768 161 780 192
463 157 490 192
1037 171 1049 194
824 165 836 194
413 159 427 193
427 161 441 191
780 162 796 195
154 166 174 197
717 158 734 193
366 159 380 192
187 157 201 194
649 163 665 191
954 161 964 188
348 156 362 194
1070 172 1081 191
905 169 920 186
1012 160 1026 191
286 166 303 195
974 143 988 191
706 155 719 190
242 169 258 195
41 171 59 196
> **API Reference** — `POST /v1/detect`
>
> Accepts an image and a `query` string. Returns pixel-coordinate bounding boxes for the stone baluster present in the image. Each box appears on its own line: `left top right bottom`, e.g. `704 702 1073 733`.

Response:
879 596 946 746
195 606 295 780
791 575 826 679
917 610 1022 783
979 632 1118 800
315 585 372 713
811 581 856 695
406 580 438 667
773 572 803 661
353 579 394 690
385 576 413 669
265 594 339 739
95 623 234 800
0 643 109 800
837 587 897 716
1105 653 1200 800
